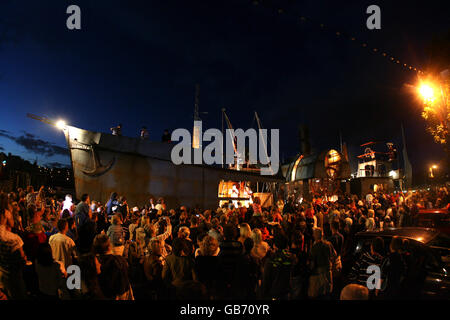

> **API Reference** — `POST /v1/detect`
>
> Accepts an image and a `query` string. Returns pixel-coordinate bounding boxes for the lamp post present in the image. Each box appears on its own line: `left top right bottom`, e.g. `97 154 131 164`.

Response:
428 165 438 184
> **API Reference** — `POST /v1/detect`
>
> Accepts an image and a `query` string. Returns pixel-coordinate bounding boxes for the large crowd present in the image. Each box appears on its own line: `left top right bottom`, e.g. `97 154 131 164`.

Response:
0 185 449 300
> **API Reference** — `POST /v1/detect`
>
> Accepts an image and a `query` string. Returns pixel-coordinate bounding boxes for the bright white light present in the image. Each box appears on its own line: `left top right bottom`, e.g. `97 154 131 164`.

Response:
61 195 73 216
419 84 434 101
56 120 67 130
389 170 398 179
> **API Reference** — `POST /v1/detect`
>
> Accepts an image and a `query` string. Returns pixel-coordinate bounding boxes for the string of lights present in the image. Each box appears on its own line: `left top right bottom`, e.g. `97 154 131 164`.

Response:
249 0 424 74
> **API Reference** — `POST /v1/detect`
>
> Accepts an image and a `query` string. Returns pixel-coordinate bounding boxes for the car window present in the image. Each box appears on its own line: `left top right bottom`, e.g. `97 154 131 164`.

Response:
428 233 450 265
407 240 441 271
354 236 389 257
354 238 372 255
429 233 450 248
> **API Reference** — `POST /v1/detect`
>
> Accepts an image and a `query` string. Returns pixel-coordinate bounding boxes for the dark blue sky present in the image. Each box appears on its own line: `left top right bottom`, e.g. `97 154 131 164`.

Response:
0 0 448 183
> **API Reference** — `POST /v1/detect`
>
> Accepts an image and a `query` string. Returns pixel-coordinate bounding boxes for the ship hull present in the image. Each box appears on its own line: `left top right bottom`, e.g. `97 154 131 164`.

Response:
65 126 281 209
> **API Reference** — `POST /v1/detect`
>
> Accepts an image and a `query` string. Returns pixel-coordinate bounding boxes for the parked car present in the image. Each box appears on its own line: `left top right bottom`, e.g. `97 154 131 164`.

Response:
412 209 450 235
345 227 450 299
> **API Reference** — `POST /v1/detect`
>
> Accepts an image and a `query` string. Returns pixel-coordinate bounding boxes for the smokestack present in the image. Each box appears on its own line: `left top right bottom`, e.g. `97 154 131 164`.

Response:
299 125 311 156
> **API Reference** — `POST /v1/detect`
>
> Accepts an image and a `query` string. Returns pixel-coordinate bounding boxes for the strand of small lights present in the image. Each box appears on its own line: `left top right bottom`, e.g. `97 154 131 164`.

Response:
249 0 423 74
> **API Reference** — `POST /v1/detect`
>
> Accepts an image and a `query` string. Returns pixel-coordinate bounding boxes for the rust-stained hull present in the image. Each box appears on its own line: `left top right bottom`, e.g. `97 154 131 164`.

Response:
64 126 282 209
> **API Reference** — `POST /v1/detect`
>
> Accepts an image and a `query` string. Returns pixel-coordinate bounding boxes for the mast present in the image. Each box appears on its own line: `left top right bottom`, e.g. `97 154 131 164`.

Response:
192 84 201 149
194 84 200 121
255 111 274 175
401 123 412 189
222 110 239 169
221 107 225 168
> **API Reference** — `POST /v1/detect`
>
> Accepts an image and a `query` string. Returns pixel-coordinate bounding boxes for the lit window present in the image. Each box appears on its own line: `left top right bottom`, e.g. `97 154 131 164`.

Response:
325 149 341 178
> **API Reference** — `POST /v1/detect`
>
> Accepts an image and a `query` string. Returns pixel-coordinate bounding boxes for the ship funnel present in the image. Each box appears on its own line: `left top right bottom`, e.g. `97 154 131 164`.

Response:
298 125 311 156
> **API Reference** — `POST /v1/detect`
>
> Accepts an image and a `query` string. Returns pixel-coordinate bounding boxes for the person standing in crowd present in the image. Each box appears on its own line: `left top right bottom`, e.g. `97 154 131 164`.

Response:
348 237 385 298
143 239 166 299
250 228 270 260
77 253 105 300
92 234 134 300
23 204 47 265
107 215 125 256
117 196 129 217
34 243 68 300
262 235 294 300
237 223 252 247
106 192 119 217
308 227 337 299
195 235 223 299
0 194 28 299
111 124 122 136
140 126 149 140
381 236 407 299
145 197 155 211
161 129 171 142
188 215 200 245
74 194 90 231
66 217 78 242
162 238 198 297
78 209 97 254
49 219 76 269
328 220 344 297
155 197 166 212
25 186 37 208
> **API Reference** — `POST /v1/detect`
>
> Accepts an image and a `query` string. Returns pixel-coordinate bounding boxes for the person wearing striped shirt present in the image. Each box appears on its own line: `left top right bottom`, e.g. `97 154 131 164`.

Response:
348 236 385 297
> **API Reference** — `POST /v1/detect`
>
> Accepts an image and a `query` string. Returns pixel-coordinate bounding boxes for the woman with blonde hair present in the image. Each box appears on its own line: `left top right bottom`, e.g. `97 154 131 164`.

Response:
197 235 220 257
238 223 252 246
366 209 376 231
106 214 125 255
250 228 269 260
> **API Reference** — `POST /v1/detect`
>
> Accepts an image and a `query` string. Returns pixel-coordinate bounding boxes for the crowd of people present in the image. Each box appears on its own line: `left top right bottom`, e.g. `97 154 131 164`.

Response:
0 184 449 300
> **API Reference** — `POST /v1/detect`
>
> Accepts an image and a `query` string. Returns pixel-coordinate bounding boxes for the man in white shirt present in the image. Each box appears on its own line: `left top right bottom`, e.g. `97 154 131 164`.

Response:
49 219 76 269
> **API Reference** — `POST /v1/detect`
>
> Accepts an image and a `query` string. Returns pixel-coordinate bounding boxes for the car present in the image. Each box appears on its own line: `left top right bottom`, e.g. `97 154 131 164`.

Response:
345 227 450 299
412 209 450 235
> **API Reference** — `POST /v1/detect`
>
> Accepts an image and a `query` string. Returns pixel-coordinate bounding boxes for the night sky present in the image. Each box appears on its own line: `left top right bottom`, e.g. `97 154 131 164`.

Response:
0 0 448 184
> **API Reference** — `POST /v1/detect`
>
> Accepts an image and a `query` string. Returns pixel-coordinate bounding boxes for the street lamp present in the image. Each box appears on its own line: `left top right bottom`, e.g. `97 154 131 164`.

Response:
429 165 438 178
418 83 435 103
416 71 449 147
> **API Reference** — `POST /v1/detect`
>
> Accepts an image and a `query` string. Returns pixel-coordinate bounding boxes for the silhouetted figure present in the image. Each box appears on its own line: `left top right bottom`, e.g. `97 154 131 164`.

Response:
111 124 122 136
140 127 149 140
161 129 171 143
